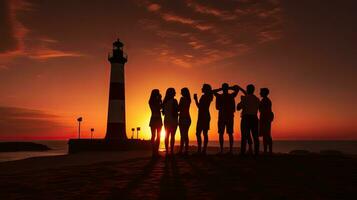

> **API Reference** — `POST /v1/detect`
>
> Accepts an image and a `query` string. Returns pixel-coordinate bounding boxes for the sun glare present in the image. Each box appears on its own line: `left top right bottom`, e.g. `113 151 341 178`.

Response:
159 128 166 151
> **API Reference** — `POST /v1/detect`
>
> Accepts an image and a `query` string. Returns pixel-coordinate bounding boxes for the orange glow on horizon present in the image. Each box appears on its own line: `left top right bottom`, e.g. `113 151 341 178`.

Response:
1 1 356 141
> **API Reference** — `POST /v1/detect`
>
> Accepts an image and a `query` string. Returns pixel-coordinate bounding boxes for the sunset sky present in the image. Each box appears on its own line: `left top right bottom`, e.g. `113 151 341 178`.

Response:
0 0 356 141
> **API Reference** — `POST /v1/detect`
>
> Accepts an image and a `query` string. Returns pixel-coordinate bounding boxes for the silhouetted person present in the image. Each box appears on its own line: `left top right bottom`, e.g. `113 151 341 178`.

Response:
194 84 213 155
178 88 191 155
259 88 274 154
149 89 163 156
237 84 260 155
214 83 239 154
162 88 178 155
247 131 253 154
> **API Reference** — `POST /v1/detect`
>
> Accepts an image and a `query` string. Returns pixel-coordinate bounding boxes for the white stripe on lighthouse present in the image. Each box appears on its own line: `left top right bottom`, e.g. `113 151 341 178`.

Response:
108 100 125 123
110 63 124 83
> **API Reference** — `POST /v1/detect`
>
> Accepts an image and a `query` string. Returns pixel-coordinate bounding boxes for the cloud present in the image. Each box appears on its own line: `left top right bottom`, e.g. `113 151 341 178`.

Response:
161 13 214 31
138 0 284 68
187 1 237 20
147 3 161 12
0 0 29 54
0 106 70 139
162 13 195 25
0 0 82 62
28 49 83 60
258 30 282 43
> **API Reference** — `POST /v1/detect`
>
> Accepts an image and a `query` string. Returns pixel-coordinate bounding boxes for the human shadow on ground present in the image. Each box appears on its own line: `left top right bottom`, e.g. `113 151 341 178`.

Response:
158 156 187 200
106 157 159 200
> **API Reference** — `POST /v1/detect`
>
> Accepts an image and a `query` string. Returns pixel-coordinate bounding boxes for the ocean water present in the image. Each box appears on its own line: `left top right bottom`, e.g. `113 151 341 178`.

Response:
0 140 356 162
0 140 67 162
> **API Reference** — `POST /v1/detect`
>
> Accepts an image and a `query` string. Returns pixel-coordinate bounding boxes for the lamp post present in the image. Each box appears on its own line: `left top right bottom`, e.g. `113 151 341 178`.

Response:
90 128 94 140
136 127 140 139
131 128 135 139
77 117 83 139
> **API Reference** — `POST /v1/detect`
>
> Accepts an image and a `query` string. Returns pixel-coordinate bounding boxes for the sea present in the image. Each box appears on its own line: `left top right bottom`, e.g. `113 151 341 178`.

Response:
0 140 357 162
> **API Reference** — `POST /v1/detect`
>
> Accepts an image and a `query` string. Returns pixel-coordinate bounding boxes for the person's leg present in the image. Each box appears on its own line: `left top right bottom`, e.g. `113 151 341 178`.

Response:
165 127 169 153
183 126 189 154
267 124 273 154
252 117 260 155
219 133 224 153
150 127 156 156
247 133 253 154
228 133 234 154
151 127 156 152
196 128 202 153
263 135 268 154
268 134 273 154
170 126 177 154
179 125 184 154
227 117 234 154
240 118 248 155
268 123 273 154
156 127 161 153
203 130 209 154
185 134 189 154
218 119 224 153
151 127 156 144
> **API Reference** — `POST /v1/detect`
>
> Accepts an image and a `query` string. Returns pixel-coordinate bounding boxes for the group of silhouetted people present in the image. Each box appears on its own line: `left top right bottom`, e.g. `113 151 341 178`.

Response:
149 83 274 157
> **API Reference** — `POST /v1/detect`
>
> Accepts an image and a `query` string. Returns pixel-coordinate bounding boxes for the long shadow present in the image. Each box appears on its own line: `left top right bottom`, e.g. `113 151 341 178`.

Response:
158 156 187 200
106 157 159 200
184 155 237 199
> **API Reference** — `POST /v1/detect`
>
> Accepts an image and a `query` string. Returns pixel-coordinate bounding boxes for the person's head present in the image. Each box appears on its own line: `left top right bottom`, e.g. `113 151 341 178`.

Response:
222 83 229 94
202 83 212 94
246 84 255 95
149 89 160 103
163 88 176 103
181 87 191 101
260 88 270 97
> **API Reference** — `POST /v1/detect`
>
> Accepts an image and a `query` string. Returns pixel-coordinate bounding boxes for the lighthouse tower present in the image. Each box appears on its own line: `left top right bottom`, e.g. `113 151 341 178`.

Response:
105 39 128 141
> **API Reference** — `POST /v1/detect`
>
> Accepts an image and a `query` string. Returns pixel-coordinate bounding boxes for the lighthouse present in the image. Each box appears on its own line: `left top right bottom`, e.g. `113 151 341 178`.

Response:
105 39 128 141
68 39 151 153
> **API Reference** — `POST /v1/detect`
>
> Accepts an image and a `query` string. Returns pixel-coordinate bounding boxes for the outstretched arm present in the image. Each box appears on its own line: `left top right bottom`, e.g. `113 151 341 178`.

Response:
237 85 247 95
212 88 222 97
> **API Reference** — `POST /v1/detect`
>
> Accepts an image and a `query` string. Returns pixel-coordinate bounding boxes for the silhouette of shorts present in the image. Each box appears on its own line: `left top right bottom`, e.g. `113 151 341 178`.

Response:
196 116 210 132
259 118 271 137
218 117 234 134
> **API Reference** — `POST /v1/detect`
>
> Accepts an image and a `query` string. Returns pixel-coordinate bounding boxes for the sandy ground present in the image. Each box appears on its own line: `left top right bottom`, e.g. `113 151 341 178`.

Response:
0 150 356 200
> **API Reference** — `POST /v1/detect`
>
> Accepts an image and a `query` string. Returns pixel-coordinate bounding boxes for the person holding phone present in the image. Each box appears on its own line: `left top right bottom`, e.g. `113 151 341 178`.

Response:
194 84 213 155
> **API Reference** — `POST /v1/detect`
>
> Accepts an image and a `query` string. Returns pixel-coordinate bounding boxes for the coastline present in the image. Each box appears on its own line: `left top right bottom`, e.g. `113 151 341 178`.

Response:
1 139 357 163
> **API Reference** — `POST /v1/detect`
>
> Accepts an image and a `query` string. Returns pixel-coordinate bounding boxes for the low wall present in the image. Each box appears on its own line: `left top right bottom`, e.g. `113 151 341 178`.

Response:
68 139 151 154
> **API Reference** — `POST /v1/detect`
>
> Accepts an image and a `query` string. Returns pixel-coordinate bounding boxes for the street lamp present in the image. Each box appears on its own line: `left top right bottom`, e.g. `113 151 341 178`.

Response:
77 117 83 139
90 128 94 140
131 128 135 139
136 127 140 139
